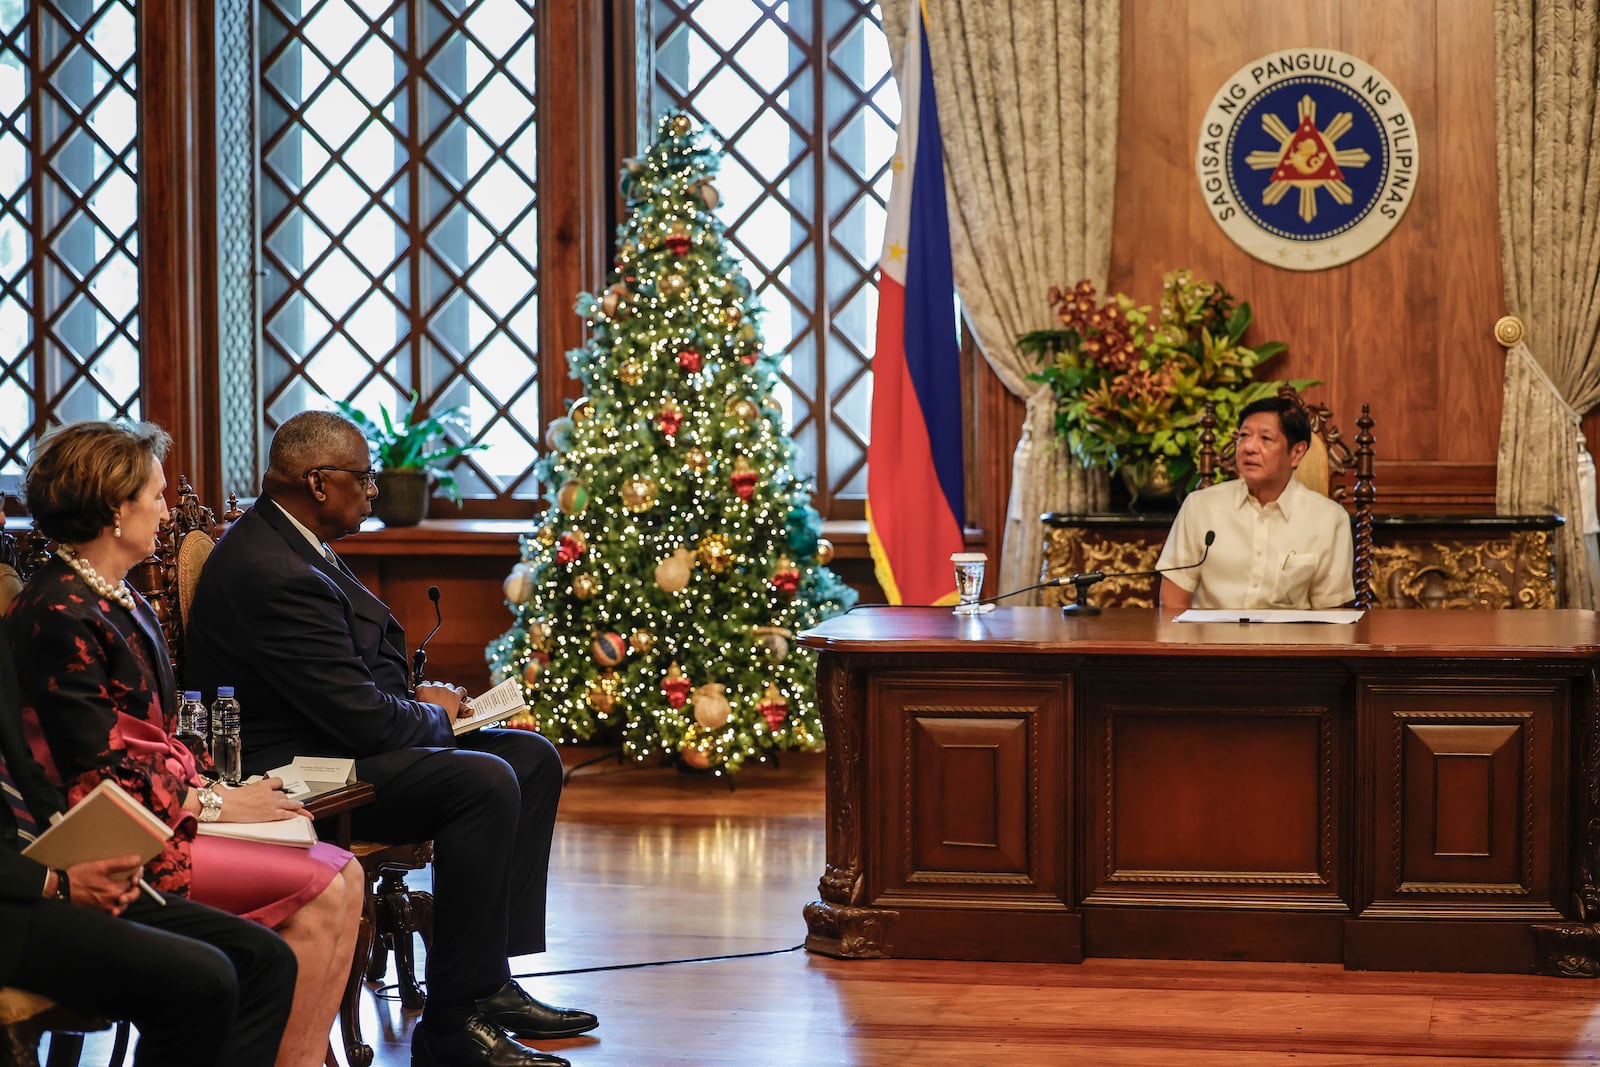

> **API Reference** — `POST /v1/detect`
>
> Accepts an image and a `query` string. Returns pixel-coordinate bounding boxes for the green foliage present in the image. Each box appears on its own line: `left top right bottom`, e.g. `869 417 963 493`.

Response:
335 392 488 505
485 111 856 774
1021 270 1297 487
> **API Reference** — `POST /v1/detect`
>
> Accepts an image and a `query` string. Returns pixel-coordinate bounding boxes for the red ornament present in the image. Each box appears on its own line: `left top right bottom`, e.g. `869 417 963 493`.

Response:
758 683 789 729
769 556 800 597
741 349 759 365
677 349 702 373
662 662 692 709
665 231 691 256
730 456 758 501
557 533 586 564
657 401 683 440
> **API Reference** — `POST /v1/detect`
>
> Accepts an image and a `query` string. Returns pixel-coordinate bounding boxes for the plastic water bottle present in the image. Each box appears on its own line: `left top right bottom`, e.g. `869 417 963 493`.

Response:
174 690 209 761
210 687 242 786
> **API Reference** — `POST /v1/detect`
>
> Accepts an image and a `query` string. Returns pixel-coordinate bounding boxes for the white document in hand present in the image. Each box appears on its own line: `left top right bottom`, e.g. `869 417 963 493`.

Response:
452 677 528 736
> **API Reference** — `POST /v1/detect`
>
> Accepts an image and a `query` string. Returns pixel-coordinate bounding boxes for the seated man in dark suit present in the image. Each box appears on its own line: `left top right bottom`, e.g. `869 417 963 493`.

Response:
185 411 594 1067
1 576 297 1067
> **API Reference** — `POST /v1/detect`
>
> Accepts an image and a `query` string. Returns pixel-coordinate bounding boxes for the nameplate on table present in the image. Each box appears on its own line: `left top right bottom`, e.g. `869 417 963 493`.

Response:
265 755 358 801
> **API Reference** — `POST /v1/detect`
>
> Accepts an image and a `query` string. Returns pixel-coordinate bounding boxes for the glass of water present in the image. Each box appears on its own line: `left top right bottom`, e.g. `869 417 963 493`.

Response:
950 552 991 615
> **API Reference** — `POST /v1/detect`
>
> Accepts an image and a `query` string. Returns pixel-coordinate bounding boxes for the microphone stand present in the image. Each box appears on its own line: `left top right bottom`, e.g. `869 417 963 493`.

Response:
412 585 443 689
1060 532 1215 618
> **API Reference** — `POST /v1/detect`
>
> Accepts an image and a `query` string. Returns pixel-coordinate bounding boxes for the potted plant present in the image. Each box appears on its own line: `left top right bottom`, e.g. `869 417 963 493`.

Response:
335 392 488 526
1020 269 1306 510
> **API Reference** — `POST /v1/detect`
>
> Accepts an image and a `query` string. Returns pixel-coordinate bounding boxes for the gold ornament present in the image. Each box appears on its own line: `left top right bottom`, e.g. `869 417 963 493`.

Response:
751 625 792 663
572 573 599 599
720 305 743 327
618 360 643 385
661 272 687 296
815 538 835 566
601 284 630 319
680 744 712 770
692 682 731 729
728 398 759 422
697 533 734 573
654 547 694 593
588 671 618 716
521 651 549 686
502 563 536 604
569 397 593 423
556 479 588 515
620 474 658 513
629 629 655 654
692 181 720 210
533 525 557 546
684 448 710 473
668 113 693 136
527 620 550 648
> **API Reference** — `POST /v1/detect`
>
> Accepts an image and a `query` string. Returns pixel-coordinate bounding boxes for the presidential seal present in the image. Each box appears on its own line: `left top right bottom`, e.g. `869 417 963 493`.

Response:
1196 49 1418 270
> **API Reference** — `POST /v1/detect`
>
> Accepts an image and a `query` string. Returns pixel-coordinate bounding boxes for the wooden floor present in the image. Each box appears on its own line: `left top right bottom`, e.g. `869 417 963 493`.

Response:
57 748 1600 1065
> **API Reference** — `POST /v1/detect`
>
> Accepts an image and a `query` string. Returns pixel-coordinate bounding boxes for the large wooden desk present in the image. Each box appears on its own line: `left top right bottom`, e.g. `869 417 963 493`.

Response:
798 608 1600 976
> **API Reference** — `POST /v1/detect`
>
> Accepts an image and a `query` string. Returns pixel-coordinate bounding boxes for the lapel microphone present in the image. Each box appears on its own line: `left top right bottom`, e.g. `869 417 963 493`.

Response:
411 585 443 689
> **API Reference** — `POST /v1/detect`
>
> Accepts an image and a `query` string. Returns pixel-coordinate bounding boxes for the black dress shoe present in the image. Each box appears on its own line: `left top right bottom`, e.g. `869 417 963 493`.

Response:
412 1014 571 1067
476 980 599 1039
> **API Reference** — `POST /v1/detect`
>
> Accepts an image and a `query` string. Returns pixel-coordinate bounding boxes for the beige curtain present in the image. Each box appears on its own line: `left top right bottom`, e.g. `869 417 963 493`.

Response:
1494 0 1600 608
882 0 1120 601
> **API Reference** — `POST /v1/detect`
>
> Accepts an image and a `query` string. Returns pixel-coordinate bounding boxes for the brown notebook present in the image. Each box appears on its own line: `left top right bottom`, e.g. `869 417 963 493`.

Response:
22 779 173 868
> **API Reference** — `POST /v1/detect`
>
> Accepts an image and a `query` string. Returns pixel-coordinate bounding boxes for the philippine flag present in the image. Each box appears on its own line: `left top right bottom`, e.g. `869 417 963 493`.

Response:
866 4 964 606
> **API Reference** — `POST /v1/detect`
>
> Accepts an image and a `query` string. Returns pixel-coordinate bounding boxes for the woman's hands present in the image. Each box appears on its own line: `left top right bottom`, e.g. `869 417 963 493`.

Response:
215 777 310 822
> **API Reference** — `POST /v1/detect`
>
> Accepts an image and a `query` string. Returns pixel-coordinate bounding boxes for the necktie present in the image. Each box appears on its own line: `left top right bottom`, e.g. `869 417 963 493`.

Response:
0 750 38 840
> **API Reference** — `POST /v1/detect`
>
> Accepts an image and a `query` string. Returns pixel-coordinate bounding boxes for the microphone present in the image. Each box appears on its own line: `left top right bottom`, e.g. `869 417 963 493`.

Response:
412 585 443 689
1060 530 1214 617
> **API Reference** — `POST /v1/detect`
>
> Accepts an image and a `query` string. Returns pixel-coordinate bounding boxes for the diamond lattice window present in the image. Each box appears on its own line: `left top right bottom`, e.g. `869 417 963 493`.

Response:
653 0 897 518
259 0 541 505
0 0 141 496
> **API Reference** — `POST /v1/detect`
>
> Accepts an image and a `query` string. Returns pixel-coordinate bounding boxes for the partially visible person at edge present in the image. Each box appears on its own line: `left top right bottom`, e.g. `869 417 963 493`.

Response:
1158 396 1354 615
5 421 364 1067
184 410 595 1067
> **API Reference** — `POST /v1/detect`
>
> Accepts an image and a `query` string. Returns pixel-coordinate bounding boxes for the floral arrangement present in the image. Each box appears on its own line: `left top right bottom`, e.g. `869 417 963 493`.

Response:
1020 269 1300 490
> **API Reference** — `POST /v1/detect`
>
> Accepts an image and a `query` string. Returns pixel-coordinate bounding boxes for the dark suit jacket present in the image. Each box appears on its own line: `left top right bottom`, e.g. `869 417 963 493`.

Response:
0 614 67 983
184 497 454 786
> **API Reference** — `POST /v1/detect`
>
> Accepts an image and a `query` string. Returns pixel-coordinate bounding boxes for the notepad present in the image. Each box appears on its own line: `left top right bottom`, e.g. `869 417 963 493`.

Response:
263 756 358 801
22 779 173 869
452 677 528 736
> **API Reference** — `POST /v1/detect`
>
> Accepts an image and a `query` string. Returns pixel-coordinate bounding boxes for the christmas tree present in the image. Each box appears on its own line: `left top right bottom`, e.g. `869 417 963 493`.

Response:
486 111 857 774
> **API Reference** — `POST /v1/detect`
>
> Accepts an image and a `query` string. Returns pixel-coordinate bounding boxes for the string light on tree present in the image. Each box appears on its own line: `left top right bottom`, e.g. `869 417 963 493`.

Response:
486 110 855 772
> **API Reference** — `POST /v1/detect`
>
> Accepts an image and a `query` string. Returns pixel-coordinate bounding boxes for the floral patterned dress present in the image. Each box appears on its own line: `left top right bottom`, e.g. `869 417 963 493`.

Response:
7 557 350 924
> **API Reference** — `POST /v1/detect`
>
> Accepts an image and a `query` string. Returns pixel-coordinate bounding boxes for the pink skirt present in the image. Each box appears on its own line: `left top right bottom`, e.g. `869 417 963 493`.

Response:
190 834 355 929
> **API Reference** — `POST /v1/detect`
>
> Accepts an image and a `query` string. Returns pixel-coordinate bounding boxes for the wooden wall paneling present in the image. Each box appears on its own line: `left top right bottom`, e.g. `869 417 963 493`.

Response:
1113 0 1504 512
139 0 219 504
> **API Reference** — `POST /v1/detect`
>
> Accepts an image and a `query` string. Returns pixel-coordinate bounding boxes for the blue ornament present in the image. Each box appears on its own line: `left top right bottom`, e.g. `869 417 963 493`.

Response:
784 504 821 558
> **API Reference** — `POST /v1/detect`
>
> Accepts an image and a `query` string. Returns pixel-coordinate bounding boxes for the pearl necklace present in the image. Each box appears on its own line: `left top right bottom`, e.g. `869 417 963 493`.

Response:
57 545 137 612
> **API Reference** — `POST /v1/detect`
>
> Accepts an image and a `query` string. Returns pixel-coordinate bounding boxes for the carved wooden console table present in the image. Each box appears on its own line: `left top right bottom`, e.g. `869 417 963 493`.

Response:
1040 513 1562 610
799 607 1600 975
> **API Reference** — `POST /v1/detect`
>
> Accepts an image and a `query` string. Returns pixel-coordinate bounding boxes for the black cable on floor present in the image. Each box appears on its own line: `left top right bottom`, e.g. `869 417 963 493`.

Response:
514 943 806 978
561 747 623 785
372 943 808 1001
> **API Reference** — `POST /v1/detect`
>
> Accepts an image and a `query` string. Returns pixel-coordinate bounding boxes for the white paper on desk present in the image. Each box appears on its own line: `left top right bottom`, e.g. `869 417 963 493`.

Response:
1175 608 1365 624
452 677 528 736
264 756 357 800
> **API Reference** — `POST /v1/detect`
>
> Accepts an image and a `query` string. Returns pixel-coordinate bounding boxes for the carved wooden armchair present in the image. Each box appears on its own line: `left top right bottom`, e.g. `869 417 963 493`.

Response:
1195 383 1377 609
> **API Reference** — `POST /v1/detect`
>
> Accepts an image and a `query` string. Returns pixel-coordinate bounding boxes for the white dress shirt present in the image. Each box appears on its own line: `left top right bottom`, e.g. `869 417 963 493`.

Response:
1155 477 1354 609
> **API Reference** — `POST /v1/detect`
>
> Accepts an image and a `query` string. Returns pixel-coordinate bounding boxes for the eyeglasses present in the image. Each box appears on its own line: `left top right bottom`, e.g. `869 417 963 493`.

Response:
304 466 378 489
